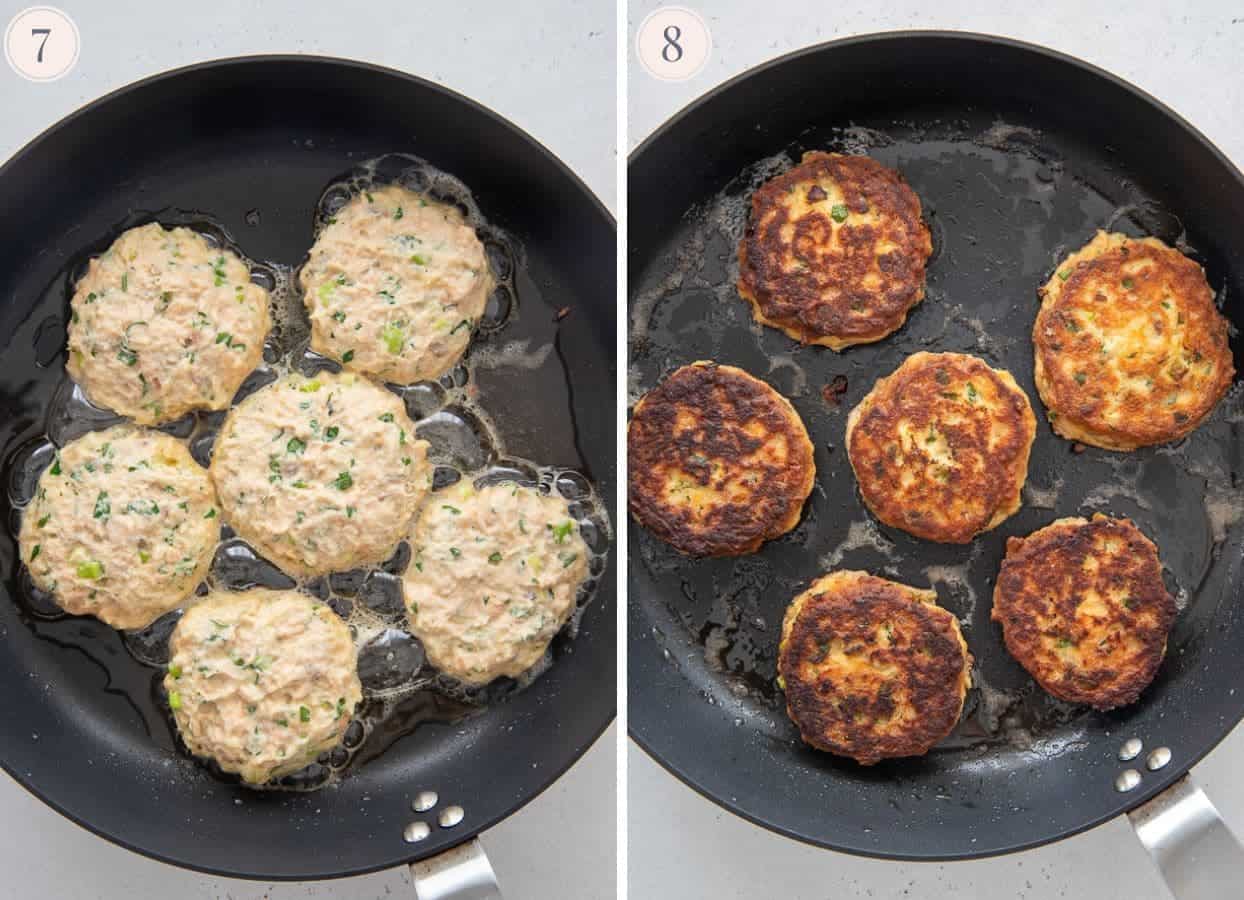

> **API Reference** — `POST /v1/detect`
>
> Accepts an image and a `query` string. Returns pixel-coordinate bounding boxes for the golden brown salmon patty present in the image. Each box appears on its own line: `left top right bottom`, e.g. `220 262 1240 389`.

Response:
627 361 815 557
1033 231 1234 450
737 152 932 350
992 514 1176 710
846 352 1036 543
778 570 971 765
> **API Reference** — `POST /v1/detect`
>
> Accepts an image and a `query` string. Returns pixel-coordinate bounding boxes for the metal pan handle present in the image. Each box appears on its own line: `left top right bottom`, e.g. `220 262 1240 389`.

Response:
1128 775 1244 899
409 838 503 900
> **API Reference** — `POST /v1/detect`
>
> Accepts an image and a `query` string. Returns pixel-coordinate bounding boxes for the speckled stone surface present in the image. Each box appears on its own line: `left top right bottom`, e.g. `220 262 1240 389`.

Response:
627 2 1244 898
0 1 615 898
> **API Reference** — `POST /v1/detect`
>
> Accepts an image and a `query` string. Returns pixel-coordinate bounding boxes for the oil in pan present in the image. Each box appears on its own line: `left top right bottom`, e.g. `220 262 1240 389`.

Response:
2 153 611 791
630 120 1241 758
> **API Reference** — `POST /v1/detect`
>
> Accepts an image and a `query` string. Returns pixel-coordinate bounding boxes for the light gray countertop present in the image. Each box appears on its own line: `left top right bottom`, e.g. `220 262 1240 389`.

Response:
0 1 616 898
628 1 1244 898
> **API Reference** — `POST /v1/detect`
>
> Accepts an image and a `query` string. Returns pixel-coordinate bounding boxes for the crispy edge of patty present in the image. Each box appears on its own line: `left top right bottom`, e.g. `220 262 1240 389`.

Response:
991 513 1177 710
777 570 972 765
1033 231 1234 450
627 360 815 557
845 351 1037 543
737 151 932 350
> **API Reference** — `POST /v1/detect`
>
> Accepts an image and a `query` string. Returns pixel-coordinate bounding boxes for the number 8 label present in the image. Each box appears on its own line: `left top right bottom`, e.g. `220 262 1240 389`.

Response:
5 7 79 83
637 7 711 82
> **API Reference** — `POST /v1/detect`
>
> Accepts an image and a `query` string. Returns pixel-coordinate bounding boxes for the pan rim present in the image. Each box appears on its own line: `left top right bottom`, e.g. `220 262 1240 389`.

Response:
0 52 616 226
627 28 1244 861
0 53 616 881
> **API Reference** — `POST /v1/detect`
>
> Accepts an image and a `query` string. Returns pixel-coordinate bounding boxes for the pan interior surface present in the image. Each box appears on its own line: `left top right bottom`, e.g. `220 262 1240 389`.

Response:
0 58 615 880
628 33 1244 860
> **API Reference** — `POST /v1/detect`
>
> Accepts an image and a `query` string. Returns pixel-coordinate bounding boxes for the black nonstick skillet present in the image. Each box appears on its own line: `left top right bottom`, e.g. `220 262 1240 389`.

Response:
629 32 1244 896
0 56 615 885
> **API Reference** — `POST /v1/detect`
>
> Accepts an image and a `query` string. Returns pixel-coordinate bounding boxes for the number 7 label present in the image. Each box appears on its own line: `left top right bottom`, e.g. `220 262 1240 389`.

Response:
5 7 79 82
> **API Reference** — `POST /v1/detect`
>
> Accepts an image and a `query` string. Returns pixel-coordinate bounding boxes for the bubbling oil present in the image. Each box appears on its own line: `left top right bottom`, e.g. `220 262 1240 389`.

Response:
3 155 611 792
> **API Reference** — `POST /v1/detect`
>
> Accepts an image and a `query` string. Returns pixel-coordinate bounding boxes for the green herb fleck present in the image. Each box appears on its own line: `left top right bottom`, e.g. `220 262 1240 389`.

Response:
342 350 355 363
325 426 339 440
1057 269 1071 281
287 437 306 454
29 544 41 561
410 253 427 265
76 559 104 579
333 471 353 490
169 663 182 679
300 705 311 722
830 204 849 223
381 323 404 354
442 505 461 514
93 491 110 520
204 508 217 519
168 691 182 710
552 521 574 543
488 552 503 565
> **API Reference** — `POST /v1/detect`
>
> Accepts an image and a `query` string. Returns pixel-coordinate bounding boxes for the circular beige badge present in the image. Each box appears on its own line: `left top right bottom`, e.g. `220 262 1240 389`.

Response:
636 6 711 82
5 7 79 82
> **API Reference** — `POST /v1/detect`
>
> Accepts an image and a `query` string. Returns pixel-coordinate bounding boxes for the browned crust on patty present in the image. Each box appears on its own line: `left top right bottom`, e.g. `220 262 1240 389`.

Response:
737 152 932 349
991 514 1176 710
846 352 1036 543
1033 232 1234 450
778 571 971 765
627 361 815 557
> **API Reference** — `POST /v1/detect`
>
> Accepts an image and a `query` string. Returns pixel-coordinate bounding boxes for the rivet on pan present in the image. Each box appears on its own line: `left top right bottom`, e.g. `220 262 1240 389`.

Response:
1116 769 1142 792
403 821 431 843
412 790 438 812
1147 747 1172 771
438 805 465 828
1118 738 1143 761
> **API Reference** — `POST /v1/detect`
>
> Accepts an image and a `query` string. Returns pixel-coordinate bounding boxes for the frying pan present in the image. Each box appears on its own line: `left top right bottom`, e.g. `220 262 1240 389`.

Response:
628 31 1244 894
0 57 616 887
